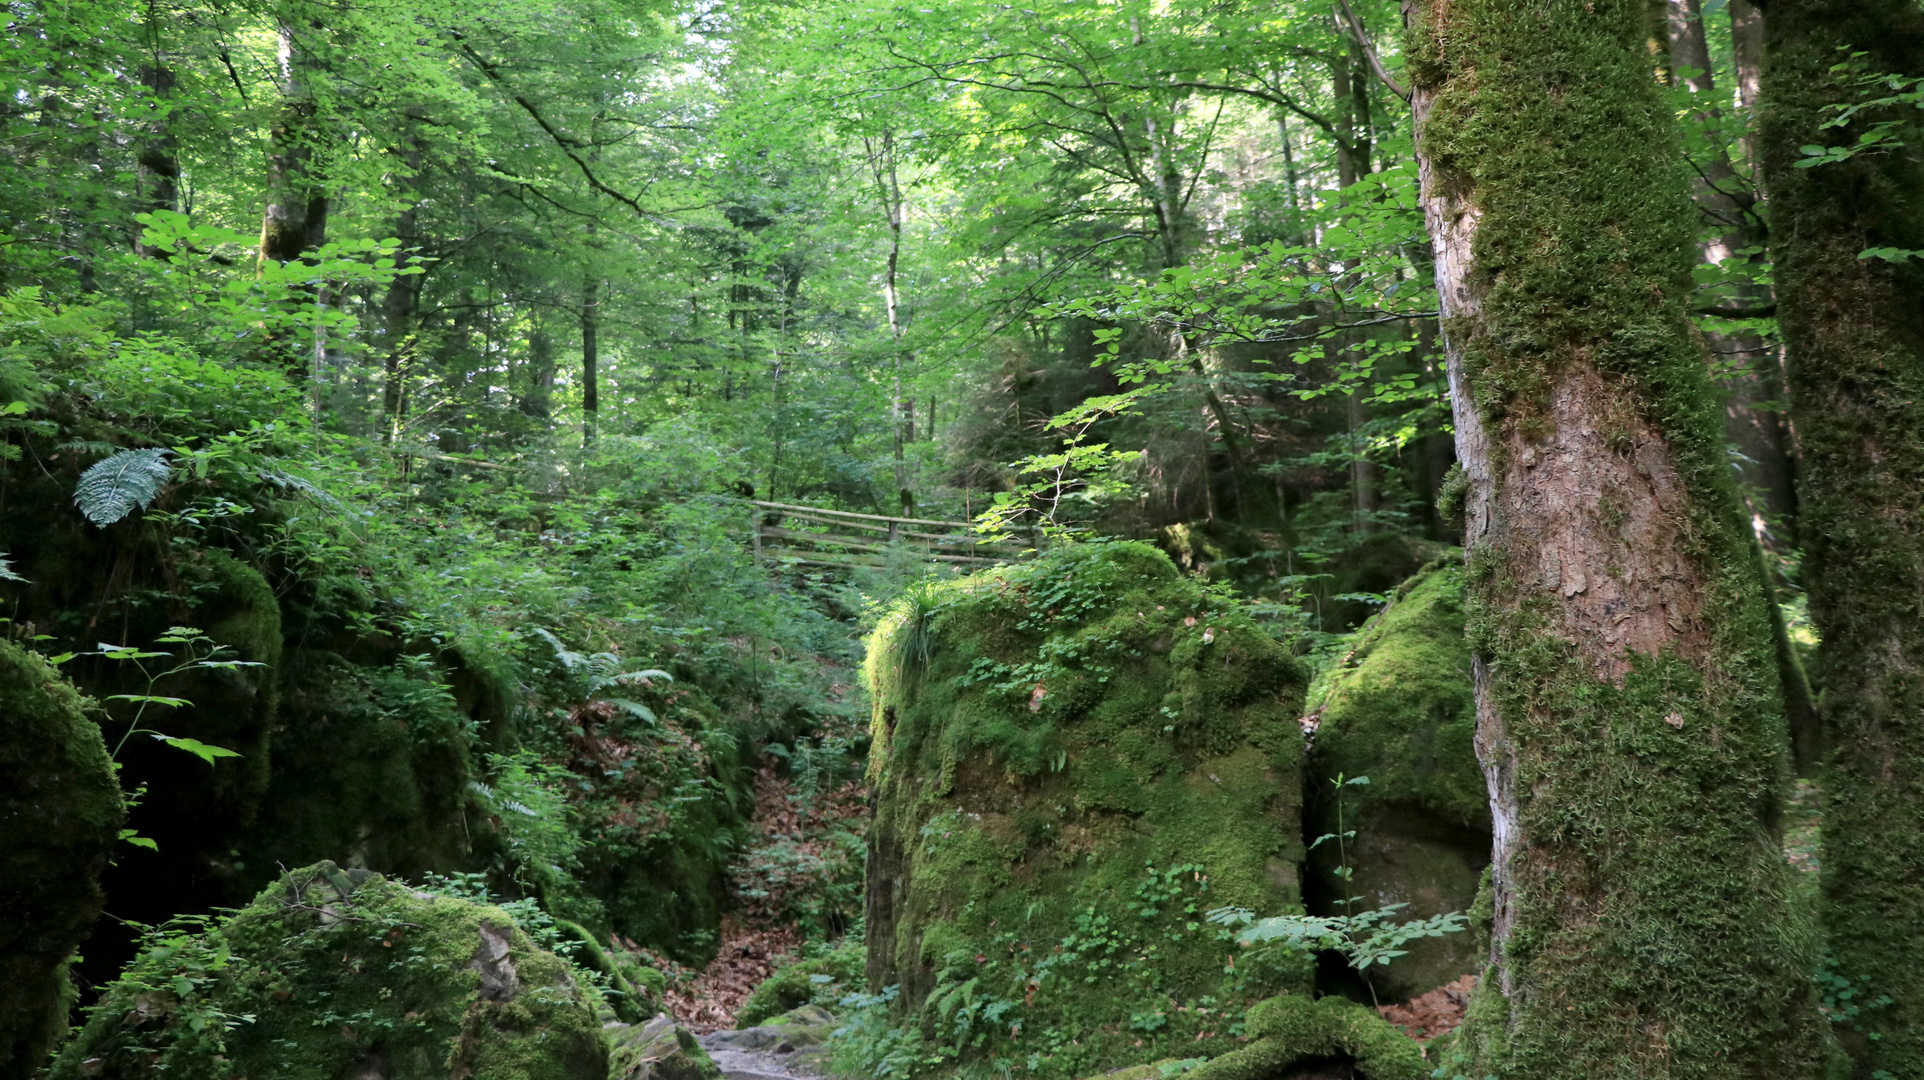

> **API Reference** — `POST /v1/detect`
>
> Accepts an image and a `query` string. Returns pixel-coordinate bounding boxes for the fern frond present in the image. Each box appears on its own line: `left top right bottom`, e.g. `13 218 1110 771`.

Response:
257 466 346 514
0 550 25 583
74 447 173 526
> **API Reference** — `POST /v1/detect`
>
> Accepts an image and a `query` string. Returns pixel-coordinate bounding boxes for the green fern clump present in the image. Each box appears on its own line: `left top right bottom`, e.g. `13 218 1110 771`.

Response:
72 447 172 526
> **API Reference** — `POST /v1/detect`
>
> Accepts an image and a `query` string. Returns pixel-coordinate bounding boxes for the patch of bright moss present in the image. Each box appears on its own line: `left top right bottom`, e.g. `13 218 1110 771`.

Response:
0 639 125 1076
50 861 607 1080
863 542 1311 1079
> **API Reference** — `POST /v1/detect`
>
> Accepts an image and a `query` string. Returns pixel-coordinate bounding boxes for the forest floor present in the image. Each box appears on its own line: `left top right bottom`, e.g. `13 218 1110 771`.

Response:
636 761 868 1033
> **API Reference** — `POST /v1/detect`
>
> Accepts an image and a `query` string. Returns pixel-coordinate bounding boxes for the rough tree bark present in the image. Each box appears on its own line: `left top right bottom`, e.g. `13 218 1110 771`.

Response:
1759 2 1924 1072
1401 1 1830 1075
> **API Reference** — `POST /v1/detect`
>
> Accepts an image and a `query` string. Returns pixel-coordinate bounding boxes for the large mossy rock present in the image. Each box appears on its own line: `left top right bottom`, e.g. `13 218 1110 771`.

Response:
1304 558 1489 1002
50 862 607 1080
0 639 125 1080
863 542 1312 1076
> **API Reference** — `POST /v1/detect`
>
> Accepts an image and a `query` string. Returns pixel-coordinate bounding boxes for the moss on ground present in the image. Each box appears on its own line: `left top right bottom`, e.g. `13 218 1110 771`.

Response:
50 861 607 1080
0 639 125 1079
1185 994 1428 1080
863 542 1311 1079
736 941 864 1028
1304 558 1488 1001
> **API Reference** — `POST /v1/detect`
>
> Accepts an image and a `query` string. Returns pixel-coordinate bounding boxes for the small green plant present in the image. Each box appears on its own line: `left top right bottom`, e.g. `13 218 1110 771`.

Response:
1209 774 1467 1006
87 626 254 766
76 626 255 851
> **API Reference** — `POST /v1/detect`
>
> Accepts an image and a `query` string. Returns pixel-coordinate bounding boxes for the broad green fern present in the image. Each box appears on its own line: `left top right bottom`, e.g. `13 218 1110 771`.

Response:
73 448 173 526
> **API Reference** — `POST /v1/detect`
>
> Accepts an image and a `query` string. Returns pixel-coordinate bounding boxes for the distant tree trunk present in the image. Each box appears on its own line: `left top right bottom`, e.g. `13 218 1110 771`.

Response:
864 127 915 523
523 317 555 421
258 16 327 270
1661 0 1816 770
258 12 328 385
132 10 180 248
1760 2 1924 1073
1729 0 1764 169
581 274 600 447
1403 1 1829 1076
379 116 425 443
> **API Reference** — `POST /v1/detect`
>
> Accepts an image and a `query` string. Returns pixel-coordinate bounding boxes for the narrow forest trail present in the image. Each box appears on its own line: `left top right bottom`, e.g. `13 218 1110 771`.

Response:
699 1025 829 1080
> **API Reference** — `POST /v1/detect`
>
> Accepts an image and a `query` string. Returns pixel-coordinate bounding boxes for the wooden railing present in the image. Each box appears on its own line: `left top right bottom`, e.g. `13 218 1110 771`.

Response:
750 500 1030 570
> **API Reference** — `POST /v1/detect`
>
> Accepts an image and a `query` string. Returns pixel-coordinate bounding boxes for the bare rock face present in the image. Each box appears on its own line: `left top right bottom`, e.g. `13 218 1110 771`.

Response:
48 862 607 1080
0 640 125 1080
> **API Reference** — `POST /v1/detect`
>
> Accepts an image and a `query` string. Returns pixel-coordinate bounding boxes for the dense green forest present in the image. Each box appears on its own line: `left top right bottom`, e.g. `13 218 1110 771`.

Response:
3 0 1922 1078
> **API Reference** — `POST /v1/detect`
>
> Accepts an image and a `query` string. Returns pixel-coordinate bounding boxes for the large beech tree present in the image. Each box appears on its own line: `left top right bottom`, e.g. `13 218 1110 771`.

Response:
1759 1 1924 1073
1401 0 1828 1074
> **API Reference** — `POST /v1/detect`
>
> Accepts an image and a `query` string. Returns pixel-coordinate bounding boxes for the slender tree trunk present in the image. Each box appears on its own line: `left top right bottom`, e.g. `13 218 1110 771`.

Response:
522 316 555 421
1729 0 1764 169
1661 0 1797 543
259 16 326 269
133 10 180 247
866 128 915 523
380 117 425 443
581 274 600 448
258 12 328 387
1760 3 1924 1073
1402 1 1828 1075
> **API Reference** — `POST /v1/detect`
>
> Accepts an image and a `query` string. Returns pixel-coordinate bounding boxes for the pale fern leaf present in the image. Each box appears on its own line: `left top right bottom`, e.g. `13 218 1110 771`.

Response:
74 448 173 526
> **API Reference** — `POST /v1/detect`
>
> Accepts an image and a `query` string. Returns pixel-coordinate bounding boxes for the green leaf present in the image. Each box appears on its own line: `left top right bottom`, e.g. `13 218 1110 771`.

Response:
153 735 241 766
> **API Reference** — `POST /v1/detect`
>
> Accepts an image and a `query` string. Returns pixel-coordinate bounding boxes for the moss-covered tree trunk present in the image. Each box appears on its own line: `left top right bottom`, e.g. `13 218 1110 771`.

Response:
1401 1 1828 1074
1759 3 1924 1073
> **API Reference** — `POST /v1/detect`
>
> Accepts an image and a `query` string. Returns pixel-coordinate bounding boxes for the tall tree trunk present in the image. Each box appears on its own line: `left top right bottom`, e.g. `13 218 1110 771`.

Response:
1402 1 1828 1075
379 117 425 443
522 317 555 421
133 3 180 247
258 11 327 386
865 128 915 523
259 15 327 269
1760 3 1924 1072
1662 0 1798 544
1728 0 1764 170
581 274 600 448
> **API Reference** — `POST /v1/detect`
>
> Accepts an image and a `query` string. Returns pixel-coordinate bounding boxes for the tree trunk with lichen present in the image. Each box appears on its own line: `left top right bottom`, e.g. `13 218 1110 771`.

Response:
1401 1 1829 1075
1759 2 1924 1073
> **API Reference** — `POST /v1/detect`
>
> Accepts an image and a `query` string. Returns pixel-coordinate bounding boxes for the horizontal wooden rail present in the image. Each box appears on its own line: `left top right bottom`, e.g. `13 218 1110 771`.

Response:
749 499 1032 572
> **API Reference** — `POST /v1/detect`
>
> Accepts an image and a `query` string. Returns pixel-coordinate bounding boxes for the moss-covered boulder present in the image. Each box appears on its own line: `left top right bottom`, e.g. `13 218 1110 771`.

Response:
863 542 1311 1078
0 639 126 1079
50 862 607 1080
1303 558 1488 1002
608 1014 722 1080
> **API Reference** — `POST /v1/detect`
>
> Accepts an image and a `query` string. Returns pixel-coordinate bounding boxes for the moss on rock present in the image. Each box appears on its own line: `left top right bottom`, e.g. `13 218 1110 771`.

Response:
0 639 125 1079
863 542 1311 1078
49 861 607 1080
1303 559 1488 1001
736 941 863 1028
